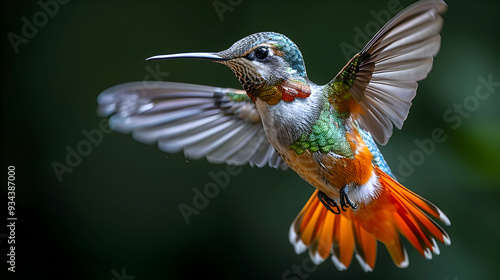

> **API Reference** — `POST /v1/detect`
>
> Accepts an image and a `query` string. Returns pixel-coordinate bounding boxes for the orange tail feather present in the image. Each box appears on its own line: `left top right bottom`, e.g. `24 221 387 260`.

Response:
289 166 450 271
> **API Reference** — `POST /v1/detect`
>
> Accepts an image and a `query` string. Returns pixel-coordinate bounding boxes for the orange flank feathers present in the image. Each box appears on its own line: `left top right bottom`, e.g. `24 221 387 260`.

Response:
289 166 450 272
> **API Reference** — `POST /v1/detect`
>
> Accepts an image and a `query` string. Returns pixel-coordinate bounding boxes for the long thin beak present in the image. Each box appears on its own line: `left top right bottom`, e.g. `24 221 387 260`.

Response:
146 52 225 61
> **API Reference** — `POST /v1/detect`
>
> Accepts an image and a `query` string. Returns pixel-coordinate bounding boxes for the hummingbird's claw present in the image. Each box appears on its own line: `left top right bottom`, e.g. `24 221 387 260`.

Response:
317 191 340 215
340 185 359 211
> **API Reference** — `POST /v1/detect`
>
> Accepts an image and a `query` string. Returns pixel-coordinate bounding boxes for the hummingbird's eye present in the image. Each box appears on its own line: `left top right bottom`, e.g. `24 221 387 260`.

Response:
254 47 269 60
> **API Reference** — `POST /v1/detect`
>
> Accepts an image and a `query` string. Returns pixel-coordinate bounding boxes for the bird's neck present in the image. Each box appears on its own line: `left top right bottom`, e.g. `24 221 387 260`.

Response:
253 83 325 152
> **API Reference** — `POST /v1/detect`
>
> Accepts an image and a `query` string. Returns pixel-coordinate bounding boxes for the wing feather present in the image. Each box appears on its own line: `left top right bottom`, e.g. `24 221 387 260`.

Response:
330 0 447 145
98 81 288 170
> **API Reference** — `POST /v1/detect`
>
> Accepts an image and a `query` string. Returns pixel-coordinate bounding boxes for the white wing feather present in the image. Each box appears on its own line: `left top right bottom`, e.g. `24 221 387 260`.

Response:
98 81 288 170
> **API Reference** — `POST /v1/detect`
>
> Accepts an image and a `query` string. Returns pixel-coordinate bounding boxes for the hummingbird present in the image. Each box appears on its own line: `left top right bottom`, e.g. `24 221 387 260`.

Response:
98 0 449 272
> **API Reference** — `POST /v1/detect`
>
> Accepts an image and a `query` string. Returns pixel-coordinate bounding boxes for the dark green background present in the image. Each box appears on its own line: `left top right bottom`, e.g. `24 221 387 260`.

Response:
1 0 499 279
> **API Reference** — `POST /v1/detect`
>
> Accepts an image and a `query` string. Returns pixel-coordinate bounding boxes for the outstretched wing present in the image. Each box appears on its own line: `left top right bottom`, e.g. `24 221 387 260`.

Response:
98 81 288 170
328 0 447 145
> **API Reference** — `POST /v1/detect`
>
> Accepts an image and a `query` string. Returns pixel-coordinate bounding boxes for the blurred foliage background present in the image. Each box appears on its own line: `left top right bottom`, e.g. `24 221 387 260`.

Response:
1 0 499 279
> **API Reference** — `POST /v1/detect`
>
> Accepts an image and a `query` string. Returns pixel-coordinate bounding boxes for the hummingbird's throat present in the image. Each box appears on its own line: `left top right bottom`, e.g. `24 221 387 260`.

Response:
248 79 311 105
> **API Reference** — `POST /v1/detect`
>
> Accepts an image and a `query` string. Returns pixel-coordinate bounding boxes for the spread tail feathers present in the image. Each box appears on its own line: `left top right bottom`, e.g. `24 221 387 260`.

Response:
289 166 450 272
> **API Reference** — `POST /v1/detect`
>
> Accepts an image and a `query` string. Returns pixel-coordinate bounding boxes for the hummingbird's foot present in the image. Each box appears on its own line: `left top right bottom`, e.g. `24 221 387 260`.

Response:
317 191 340 215
339 185 359 211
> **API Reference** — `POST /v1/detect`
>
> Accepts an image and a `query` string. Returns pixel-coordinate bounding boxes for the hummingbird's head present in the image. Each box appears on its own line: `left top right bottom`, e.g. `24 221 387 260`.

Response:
215 32 308 88
147 32 311 105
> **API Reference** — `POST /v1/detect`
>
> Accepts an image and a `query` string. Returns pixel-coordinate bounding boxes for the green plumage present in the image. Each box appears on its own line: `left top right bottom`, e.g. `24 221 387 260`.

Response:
226 91 250 102
322 54 362 117
290 102 353 157
336 54 360 88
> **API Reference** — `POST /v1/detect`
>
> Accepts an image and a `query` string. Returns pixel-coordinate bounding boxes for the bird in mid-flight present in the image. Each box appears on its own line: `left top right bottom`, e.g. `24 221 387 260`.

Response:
98 0 449 272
